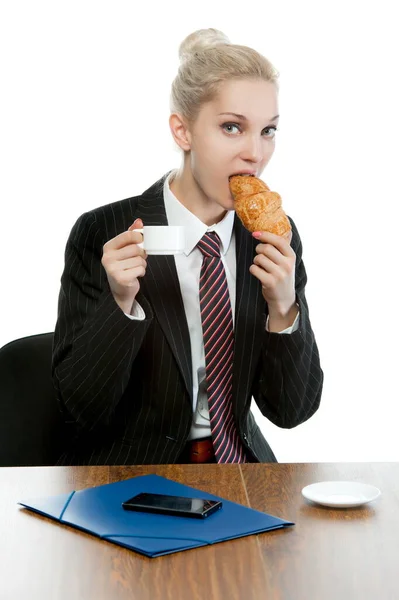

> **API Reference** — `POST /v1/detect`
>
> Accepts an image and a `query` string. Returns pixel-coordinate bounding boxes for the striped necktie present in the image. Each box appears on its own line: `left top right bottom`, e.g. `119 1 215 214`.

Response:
197 231 246 463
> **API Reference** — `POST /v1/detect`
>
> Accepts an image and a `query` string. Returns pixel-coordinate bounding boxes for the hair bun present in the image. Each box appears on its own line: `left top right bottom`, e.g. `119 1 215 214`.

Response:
178 28 231 62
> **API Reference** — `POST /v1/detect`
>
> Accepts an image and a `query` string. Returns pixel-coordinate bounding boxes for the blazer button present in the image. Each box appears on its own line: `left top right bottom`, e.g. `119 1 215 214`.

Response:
242 433 251 448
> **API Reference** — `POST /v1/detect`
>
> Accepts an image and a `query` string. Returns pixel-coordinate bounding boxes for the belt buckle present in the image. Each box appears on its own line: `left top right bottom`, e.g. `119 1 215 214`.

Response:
189 438 214 464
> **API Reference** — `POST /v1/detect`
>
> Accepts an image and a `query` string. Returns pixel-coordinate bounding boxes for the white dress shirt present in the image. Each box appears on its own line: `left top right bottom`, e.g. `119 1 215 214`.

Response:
125 170 299 439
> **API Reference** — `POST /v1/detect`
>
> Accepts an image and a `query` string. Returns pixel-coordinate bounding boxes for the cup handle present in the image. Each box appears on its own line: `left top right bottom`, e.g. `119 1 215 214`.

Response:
133 228 144 248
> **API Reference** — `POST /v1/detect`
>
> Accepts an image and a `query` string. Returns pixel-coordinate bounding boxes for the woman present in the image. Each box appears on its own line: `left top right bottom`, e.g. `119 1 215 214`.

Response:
52 28 323 465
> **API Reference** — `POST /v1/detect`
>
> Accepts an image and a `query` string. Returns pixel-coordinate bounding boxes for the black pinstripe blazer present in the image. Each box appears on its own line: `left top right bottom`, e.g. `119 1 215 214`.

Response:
52 171 323 465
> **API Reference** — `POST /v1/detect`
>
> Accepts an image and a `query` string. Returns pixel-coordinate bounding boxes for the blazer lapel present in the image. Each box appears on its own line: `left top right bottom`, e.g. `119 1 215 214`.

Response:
135 174 193 403
232 215 267 418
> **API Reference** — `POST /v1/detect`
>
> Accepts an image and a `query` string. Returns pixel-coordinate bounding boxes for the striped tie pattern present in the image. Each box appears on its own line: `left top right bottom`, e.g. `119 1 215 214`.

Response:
197 232 247 463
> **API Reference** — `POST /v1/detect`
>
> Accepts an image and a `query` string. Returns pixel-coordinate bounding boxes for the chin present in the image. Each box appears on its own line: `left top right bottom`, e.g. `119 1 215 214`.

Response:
216 196 234 212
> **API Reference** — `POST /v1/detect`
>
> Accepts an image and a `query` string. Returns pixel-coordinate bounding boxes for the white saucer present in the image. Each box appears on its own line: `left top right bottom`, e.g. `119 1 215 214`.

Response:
301 481 381 508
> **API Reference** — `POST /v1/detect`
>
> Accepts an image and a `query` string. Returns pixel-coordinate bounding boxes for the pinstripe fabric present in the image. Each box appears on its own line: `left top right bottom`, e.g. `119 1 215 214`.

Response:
52 171 324 465
197 232 246 463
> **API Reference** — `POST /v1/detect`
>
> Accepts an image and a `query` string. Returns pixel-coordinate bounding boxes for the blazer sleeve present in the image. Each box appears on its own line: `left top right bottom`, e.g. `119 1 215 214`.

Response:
52 211 153 433
252 217 324 428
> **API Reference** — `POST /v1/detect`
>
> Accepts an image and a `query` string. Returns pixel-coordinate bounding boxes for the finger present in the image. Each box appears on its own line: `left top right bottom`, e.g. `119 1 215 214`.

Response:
118 265 147 285
127 219 145 252
117 257 147 271
252 230 294 258
128 218 144 232
106 229 147 252
249 264 275 287
108 242 147 261
102 239 146 267
105 256 146 277
104 229 144 251
253 253 280 275
255 242 285 265
105 219 144 251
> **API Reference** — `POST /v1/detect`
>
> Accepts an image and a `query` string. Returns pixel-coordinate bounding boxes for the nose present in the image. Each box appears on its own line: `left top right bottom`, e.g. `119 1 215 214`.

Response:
240 134 264 164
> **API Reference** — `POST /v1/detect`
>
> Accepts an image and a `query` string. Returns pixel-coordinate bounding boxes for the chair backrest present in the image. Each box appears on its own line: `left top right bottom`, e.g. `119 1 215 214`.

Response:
0 333 67 466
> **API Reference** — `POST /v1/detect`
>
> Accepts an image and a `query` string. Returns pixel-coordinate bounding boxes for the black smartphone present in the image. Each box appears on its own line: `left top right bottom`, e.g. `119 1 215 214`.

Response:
122 492 222 519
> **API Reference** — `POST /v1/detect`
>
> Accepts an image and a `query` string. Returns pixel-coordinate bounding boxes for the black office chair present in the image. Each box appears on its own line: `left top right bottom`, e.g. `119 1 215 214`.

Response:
0 332 68 466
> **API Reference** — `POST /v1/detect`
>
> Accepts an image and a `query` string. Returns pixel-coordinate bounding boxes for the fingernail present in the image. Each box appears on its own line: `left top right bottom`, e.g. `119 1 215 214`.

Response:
252 232 261 238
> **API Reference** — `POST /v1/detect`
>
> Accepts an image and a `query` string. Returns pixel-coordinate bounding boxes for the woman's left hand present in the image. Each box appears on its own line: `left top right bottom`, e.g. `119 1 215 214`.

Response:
249 229 296 314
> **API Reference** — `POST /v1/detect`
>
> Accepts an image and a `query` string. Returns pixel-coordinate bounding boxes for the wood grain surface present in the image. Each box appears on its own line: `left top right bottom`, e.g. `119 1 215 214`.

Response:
0 463 397 600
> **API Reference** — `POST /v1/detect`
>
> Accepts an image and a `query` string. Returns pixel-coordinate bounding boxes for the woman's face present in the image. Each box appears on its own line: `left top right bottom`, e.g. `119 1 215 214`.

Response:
187 78 279 212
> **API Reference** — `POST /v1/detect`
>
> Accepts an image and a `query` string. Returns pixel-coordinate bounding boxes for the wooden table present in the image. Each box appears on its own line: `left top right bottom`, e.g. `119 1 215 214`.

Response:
1 463 397 599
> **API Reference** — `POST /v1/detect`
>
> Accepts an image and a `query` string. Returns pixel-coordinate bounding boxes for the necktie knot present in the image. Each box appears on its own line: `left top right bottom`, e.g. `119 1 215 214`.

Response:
197 232 221 258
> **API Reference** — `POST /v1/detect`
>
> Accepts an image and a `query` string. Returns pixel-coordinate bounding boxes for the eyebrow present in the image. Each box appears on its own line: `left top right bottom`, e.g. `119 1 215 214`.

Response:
218 112 280 122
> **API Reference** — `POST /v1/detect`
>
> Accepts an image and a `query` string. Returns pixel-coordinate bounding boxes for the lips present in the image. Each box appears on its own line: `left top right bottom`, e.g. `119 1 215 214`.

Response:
228 173 255 181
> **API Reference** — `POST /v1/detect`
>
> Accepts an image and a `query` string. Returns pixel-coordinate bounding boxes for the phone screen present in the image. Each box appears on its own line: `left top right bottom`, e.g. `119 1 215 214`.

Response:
122 492 222 518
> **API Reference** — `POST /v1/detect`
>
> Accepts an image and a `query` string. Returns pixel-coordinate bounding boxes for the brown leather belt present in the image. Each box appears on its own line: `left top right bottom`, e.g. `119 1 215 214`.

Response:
179 437 216 464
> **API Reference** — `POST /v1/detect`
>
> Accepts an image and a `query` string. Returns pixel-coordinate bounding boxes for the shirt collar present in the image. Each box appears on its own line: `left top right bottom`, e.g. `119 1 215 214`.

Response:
163 170 235 256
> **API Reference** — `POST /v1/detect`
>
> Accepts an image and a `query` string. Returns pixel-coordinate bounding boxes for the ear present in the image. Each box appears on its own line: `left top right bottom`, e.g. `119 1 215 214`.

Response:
169 113 192 151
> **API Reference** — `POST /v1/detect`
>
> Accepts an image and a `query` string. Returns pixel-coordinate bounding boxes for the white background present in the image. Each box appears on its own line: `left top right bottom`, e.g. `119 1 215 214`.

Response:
1 1 398 462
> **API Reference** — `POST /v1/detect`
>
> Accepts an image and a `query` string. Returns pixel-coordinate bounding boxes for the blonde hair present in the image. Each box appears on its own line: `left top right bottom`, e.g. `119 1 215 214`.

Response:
170 28 280 125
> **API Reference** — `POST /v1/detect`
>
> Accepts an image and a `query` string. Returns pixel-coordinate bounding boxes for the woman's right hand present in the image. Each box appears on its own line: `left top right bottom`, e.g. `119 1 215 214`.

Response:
101 218 147 314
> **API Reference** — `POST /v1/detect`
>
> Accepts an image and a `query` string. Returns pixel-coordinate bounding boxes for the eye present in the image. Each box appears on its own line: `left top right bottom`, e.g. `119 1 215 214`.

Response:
263 126 278 138
221 123 279 137
222 123 241 134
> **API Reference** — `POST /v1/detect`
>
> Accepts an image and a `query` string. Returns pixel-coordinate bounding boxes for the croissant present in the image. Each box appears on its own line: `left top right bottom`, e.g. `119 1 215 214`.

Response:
229 175 291 237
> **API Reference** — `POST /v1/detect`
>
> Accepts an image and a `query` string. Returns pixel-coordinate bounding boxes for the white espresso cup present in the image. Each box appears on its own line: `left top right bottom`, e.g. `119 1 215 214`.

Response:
135 226 186 255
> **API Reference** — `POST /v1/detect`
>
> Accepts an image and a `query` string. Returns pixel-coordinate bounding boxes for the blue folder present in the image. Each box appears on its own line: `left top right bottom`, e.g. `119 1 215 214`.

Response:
18 474 294 557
